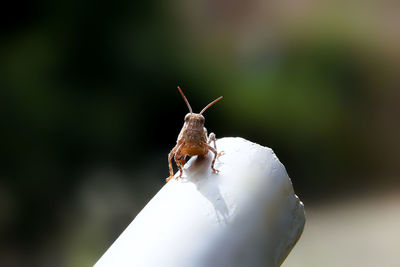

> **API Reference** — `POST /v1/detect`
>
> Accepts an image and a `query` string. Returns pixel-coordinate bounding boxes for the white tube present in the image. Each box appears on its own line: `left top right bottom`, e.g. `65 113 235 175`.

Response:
95 137 305 267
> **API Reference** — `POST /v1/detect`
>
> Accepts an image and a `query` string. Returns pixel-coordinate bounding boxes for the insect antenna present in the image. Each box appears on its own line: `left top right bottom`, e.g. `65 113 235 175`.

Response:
177 86 193 114
200 96 223 115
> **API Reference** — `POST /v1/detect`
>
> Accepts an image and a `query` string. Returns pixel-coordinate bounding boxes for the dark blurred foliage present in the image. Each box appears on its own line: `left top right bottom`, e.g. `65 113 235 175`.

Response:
1 0 399 266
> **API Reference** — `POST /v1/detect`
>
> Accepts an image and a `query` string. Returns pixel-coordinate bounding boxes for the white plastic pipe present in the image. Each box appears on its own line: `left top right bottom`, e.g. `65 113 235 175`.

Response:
95 137 305 267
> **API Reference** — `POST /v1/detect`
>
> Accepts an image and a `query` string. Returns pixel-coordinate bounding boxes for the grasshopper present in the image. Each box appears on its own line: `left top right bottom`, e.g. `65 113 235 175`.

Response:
166 86 223 182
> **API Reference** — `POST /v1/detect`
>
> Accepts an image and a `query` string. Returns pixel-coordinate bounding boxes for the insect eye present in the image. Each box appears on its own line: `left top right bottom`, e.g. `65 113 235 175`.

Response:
184 114 190 121
200 116 205 123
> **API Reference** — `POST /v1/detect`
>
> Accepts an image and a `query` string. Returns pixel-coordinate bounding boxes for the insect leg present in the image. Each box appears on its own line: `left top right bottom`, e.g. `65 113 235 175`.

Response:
208 132 224 157
179 155 187 166
207 144 220 174
166 144 181 182
207 132 216 148
174 149 185 179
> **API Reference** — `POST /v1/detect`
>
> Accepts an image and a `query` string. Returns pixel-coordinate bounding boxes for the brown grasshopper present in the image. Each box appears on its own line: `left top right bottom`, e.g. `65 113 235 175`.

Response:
166 86 223 182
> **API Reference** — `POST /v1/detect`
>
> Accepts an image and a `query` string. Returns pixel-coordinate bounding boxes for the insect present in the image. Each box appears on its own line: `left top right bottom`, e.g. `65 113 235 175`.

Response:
166 86 223 182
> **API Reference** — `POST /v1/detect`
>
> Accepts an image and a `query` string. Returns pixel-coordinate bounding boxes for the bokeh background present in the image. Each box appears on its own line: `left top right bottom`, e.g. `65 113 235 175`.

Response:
1 0 399 266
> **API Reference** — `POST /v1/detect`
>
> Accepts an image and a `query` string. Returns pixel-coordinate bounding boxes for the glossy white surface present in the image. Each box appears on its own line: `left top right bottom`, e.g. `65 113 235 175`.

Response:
95 137 305 267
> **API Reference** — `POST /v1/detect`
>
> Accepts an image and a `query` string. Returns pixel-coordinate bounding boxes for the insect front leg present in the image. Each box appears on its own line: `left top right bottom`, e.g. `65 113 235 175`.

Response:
207 144 220 174
174 150 185 179
178 155 187 168
166 144 181 182
208 132 224 157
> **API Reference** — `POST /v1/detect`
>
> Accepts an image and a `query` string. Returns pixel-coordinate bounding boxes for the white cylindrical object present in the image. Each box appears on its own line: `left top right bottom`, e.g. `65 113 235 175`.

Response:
95 137 305 267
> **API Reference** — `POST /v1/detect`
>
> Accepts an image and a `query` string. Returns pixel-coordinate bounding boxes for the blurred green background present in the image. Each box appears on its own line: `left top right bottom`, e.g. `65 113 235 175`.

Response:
1 0 399 266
